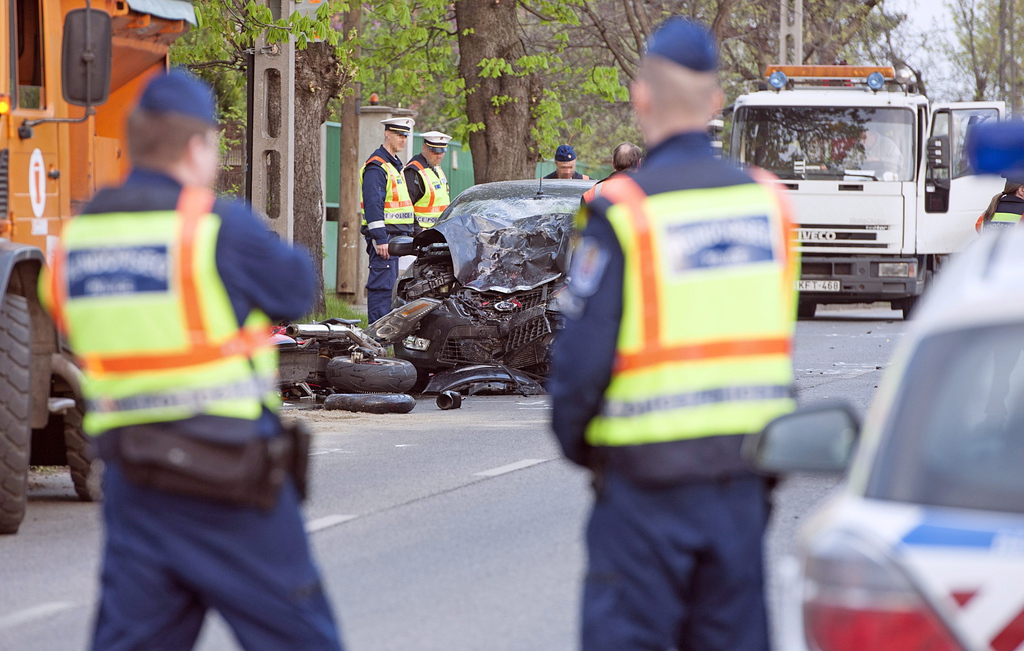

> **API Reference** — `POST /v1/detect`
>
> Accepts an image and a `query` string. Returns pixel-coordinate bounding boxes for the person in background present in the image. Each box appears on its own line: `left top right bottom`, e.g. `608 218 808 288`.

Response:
976 178 1024 233
544 144 591 179
39 70 344 651
583 142 643 203
548 17 797 651
404 131 452 232
361 117 416 322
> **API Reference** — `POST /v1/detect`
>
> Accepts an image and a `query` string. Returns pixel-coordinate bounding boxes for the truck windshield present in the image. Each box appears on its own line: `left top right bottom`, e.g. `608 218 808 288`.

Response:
732 106 915 182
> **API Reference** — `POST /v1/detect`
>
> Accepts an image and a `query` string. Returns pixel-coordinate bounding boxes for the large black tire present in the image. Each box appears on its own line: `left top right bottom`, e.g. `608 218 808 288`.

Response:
323 393 416 414
326 356 417 393
797 301 817 319
0 294 31 534
900 295 918 320
63 404 102 502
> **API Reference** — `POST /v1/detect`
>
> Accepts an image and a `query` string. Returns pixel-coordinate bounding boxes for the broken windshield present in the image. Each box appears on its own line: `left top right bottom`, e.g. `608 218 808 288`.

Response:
732 106 915 181
433 189 581 293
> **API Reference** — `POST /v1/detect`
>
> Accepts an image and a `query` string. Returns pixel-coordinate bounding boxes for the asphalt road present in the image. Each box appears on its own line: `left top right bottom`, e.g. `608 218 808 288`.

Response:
0 304 907 651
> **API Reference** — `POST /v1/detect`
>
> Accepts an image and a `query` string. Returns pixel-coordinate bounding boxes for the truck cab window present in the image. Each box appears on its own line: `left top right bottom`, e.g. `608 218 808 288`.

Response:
14 0 45 109
951 109 998 179
731 106 915 182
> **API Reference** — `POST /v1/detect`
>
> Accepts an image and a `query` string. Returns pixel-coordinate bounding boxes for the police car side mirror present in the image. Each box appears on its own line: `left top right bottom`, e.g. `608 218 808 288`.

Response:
743 404 859 474
388 236 415 257
62 8 113 107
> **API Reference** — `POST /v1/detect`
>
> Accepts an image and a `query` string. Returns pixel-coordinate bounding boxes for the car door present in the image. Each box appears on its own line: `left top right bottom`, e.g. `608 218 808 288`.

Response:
919 102 1004 254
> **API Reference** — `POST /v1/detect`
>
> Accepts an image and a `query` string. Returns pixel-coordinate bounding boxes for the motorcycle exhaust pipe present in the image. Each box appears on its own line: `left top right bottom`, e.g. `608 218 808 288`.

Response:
436 390 462 410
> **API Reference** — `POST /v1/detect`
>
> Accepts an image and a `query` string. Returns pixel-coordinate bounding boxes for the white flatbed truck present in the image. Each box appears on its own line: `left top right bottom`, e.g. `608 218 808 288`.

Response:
728 65 1004 318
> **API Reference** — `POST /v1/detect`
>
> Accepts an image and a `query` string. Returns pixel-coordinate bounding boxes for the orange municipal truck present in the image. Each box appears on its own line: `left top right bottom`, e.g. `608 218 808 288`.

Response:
0 0 194 533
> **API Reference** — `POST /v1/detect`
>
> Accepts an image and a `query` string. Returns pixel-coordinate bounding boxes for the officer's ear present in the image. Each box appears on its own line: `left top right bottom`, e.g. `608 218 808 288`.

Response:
631 78 651 117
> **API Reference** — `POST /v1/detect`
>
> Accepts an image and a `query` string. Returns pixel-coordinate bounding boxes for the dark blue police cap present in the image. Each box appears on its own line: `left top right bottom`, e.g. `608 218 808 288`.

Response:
966 121 1024 183
138 69 217 125
646 17 718 72
555 144 577 162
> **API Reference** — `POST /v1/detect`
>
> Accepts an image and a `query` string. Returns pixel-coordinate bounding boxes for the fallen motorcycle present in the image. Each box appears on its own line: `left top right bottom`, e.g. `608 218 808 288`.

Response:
273 299 441 399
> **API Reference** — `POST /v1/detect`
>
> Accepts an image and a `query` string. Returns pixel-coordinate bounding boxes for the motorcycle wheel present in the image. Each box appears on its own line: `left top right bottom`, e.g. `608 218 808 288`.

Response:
325 356 418 394
323 393 416 414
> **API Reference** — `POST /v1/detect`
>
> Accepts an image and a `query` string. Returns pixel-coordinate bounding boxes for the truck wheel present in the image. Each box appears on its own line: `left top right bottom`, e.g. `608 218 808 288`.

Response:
798 301 817 319
0 295 31 534
900 296 918 320
326 356 418 393
63 404 101 502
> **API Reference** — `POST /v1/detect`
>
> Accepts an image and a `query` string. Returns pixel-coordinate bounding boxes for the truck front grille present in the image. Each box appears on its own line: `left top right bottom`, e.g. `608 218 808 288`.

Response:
796 223 891 250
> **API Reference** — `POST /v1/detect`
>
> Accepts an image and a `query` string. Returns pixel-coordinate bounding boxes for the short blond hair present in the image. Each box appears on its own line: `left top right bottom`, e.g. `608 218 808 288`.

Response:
127 109 216 170
638 56 719 122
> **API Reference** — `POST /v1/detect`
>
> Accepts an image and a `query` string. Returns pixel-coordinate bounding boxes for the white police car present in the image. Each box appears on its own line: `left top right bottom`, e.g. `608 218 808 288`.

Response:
748 228 1024 651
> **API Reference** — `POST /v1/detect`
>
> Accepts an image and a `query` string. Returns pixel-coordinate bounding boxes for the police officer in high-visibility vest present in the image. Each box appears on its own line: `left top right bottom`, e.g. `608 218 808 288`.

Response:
549 18 798 651
39 71 344 650
362 116 415 322
582 142 643 203
403 131 452 232
978 179 1024 232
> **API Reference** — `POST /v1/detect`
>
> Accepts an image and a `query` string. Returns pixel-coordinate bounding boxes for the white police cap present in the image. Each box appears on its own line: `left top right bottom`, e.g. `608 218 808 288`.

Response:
381 117 415 134
421 131 453 150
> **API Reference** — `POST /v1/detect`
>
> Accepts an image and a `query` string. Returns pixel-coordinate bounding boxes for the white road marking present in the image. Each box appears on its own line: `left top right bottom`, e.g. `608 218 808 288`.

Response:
518 400 547 406
473 458 550 477
395 444 416 448
309 448 355 456
306 514 357 533
0 602 78 630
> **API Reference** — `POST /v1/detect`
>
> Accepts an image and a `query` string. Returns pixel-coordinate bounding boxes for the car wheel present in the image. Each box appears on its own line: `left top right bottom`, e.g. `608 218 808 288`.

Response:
0 294 31 534
325 356 418 393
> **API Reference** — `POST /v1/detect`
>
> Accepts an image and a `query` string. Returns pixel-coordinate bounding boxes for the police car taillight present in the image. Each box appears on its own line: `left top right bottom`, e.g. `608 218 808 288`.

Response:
802 531 962 651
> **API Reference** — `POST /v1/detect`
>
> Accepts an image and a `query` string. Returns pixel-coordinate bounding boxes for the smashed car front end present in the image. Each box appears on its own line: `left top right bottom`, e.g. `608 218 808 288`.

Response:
391 180 589 381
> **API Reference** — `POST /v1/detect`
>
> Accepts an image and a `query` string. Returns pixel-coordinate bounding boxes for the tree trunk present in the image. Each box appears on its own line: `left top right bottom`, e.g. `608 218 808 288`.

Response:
456 0 538 182
293 42 346 315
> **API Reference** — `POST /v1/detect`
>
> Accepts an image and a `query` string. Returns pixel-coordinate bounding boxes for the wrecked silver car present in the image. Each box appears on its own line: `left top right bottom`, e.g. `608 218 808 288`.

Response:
388 179 592 394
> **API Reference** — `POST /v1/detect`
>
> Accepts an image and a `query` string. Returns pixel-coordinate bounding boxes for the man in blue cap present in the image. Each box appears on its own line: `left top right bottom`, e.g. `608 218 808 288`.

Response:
549 17 797 651
543 144 591 179
40 69 344 650
361 116 416 322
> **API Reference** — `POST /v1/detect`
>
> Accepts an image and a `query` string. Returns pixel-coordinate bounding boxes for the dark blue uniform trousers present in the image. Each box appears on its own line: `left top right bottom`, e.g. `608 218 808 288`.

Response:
92 463 343 651
582 472 770 651
365 236 398 324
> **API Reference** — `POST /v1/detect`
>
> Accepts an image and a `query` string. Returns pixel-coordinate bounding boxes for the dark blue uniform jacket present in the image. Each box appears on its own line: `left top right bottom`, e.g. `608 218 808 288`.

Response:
361 145 406 245
549 132 767 486
82 169 315 445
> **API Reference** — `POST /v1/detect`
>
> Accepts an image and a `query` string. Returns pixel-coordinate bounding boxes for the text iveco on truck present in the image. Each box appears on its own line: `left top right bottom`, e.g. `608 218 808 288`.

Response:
728 65 1003 318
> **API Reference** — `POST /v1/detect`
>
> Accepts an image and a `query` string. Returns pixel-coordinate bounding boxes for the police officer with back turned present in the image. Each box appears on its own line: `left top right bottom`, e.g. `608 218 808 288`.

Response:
40 70 344 650
404 130 452 232
549 18 798 651
361 116 415 322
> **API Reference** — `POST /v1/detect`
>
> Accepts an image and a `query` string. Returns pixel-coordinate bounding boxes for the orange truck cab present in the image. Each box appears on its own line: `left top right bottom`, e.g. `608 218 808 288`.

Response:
0 0 194 534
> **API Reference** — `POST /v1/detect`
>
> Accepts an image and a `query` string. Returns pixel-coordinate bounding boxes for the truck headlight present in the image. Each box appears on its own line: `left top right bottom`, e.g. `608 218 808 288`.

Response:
878 262 917 278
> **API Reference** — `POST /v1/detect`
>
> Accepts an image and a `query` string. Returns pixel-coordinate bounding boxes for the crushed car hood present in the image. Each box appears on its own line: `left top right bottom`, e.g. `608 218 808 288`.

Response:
432 192 579 293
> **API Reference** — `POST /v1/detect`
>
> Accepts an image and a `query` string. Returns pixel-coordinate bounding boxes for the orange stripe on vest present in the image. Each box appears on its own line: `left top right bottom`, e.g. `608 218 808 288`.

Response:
73 187 266 376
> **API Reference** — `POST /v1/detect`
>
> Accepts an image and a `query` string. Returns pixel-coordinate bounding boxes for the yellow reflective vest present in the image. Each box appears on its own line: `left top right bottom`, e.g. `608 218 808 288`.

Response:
360 154 414 232
406 158 450 228
41 187 277 436
585 172 798 447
